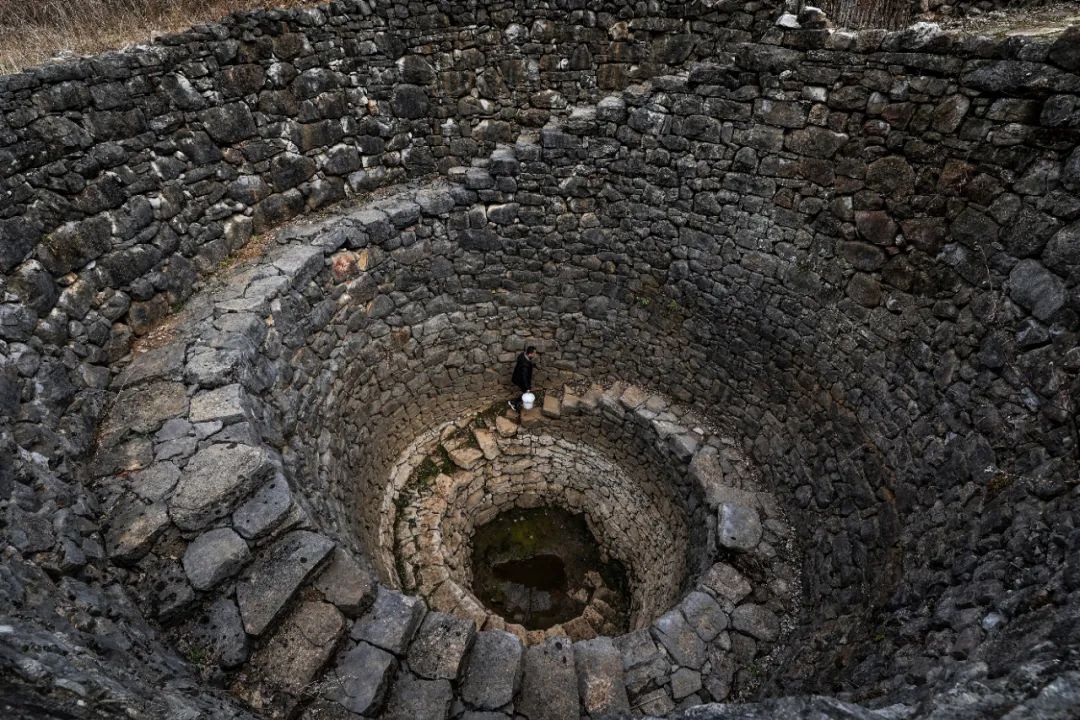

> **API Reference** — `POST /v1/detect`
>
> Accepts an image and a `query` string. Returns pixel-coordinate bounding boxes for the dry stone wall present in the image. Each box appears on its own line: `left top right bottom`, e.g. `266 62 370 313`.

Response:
1 1 1079 719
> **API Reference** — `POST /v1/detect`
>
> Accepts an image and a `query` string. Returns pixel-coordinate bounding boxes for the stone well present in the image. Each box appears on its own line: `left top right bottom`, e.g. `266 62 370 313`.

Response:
2 2 1078 719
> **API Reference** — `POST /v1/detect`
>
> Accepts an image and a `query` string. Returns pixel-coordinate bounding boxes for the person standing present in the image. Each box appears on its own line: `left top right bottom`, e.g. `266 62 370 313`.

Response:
509 346 538 410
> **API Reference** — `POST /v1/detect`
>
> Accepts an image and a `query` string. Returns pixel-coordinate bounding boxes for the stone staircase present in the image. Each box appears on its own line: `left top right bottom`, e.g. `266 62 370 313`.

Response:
300 583 632 720
92 138 797 718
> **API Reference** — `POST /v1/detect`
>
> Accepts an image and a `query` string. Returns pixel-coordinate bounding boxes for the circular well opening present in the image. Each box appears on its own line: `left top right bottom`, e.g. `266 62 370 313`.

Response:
469 506 630 632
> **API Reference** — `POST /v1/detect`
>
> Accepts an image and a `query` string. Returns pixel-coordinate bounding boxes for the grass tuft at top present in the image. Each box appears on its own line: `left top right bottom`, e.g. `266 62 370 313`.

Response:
0 0 321 75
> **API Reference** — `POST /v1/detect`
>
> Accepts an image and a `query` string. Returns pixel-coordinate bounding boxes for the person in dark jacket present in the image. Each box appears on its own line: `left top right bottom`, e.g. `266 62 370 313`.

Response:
509 346 538 410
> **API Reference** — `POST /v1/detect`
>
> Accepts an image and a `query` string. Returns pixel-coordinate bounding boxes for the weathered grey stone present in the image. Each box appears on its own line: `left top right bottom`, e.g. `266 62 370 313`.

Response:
847 273 882 308
232 474 295 540
99 381 189 446
1009 260 1066 321
391 84 429 119
1048 27 1080 72
460 629 523 710
189 597 250 668
106 501 169 562
518 638 578 720
680 591 728 642
382 673 453 720
248 601 345 696
1044 221 1080 269
652 609 706 668
325 641 397 716
169 444 274 531
636 687 676 715
200 102 257 144
236 530 335 636
189 384 245 424
406 611 476 680
731 604 780 642
671 666 703 700
351 586 426 655
314 548 376 617
700 563 752 605
717 504 762 551
574 637 630 717
179 528 248 591
7 503 56 554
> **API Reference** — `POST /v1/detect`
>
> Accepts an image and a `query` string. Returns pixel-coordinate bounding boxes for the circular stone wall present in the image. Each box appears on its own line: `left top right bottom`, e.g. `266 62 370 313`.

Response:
2 3 1079 719
383 389 784 639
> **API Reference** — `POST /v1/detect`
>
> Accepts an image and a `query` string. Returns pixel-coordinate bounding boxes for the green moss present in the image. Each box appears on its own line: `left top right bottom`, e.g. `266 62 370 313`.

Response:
986 472 1014 497
184 643 208 666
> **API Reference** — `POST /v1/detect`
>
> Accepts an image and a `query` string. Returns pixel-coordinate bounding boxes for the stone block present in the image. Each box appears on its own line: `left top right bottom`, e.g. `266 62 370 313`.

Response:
406 611 476 681
679 591 728 642
717 504 762 551
495 416 518 438
324 641 396 716
189 384 245 425
518 638 578 720
182 527 251 590
542 394 561 418
232 474 296 540
731 604 780 642
700 563 752 605
250 601 345 695
651 609 706 668
314 548 377 618
351 586 426 655
169 444 274 531
460 629 523 709
236 530 335 636
574 637 630 717
188 597 249 668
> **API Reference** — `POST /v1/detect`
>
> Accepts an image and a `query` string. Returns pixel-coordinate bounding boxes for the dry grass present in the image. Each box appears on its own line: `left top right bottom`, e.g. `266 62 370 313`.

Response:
0 0 322 75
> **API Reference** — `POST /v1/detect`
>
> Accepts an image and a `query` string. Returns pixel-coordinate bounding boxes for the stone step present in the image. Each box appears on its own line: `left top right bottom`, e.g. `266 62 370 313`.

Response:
574 637 630 718
517 637 579 720
459 629 524 711
235 529 335 637
405 611 476 682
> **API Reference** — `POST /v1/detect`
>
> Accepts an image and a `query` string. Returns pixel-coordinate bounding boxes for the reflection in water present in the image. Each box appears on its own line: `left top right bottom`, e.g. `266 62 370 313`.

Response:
470 506 629 631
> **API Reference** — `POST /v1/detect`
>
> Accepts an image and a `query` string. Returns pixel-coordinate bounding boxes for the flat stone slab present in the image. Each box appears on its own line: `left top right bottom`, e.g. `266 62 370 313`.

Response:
679 591 728 642
106 500 169 562
232 474 295 540
518 637 578 720
407 611 476 680
652 608 706 668
250 600 345 695
169 443 274 531
473 428 499 460
460 629 523 709
448 445 484 470
98 380 189 446
325 641 396 716
519 407 543 426
189 383 246 424
574 637 630 716
731 603 780 642
542 394 561 418
717 503 762 551
495 415 518 437
381 673 453 720
671 666 702 700
700 562 752 605
236 530 335 636
188 597 250 669
182 527 250 590
314 548 376 618
350 586 425 656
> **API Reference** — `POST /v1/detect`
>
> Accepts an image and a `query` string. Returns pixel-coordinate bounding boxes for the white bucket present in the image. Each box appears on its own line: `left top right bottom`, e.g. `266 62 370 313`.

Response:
521 392 536 410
